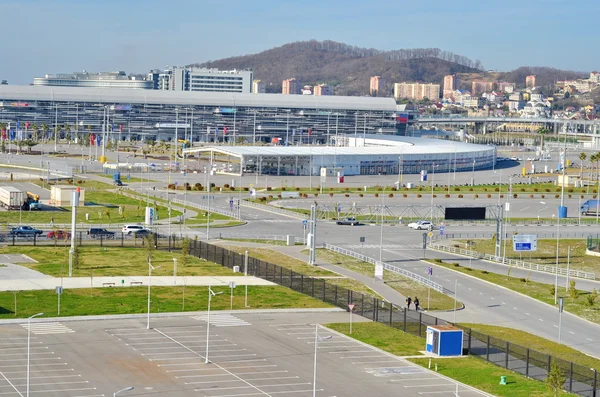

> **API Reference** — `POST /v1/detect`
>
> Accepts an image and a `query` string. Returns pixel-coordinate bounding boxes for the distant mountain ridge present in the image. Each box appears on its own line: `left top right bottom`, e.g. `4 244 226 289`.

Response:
189 40 586 96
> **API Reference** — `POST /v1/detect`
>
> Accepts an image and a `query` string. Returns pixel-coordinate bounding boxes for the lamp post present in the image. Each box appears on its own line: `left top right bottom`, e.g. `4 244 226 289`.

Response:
205 287 223 364
471 159 476 186
430 164 438 222
147 262 161 330
313 324 332 397
113 386 134 397
493 170 502 206
173 258 178 285
27 312 44 397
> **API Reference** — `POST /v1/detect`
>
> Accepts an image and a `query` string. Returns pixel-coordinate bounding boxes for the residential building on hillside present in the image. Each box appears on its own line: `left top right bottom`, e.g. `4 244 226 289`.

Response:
443 75 458 99
313 84 333 96
496 81 515 93
252 79 266 94
33 71 154 89
370 76 383 96
462 96 484 108
156 67 252 93
282 78 301 94
526 75 536 88
471 81 494 95
590 72 600 83
393 82 440 101
452 90 470 104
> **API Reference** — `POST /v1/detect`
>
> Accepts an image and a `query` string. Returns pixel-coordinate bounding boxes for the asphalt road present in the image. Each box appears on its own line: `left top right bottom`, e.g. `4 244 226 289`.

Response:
0 311 491 397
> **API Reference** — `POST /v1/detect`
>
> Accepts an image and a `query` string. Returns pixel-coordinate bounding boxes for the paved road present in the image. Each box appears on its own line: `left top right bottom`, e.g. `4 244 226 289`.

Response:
0 311 492 397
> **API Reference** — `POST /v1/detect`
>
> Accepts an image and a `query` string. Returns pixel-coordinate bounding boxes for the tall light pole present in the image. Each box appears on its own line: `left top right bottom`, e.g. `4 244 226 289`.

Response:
493 171 502 206
113 386 134 397
27 312 44 397
313 324 332 397
555 208 560 305
379 187 385 262
205 287 223 364
147 262 161 330
471 159 476 186
430 164 437 221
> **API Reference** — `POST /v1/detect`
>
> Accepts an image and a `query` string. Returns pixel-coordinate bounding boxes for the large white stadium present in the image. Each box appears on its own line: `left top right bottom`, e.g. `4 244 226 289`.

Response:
183 134 496 176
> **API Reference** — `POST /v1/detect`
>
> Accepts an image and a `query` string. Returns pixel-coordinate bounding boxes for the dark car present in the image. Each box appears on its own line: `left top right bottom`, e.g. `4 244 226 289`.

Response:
131 229 154 238
87 228 115 239
336 217 360 226
9 226 44 237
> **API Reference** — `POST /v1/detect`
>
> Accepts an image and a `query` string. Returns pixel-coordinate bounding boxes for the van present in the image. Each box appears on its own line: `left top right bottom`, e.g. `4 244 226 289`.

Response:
122 225 145 234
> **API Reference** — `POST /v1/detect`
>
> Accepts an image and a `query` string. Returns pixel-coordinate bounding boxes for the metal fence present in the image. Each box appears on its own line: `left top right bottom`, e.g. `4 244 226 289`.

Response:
187 239 599 397
442 231 598 240
323 243 449 295
428 242 596 280
212 233 306 245
587 234 600 252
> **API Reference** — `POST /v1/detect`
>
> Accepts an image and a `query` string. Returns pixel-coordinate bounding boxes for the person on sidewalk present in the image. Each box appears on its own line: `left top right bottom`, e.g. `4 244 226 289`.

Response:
406 296 412 310
414 297 420 311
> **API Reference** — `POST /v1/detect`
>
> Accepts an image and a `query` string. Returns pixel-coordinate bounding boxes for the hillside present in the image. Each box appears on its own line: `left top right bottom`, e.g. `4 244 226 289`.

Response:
190 40 483 96
189 40 588 97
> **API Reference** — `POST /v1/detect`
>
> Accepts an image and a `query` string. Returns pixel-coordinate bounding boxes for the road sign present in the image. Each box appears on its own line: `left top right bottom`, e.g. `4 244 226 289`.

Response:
428 232 433 237
55 286 63 295
439 225 445 235
348 304 356 312
360 236 365 243
559 297 564 313
422 233 427 249
229 281 236 289
302 219 308 226
505 202 511 212
512 234 537 252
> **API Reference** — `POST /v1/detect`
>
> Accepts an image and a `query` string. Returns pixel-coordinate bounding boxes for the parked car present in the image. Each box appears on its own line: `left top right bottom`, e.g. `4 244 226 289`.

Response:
407 220 433 230
131 229 153 238
47 230 71 239
122 225 145 235
9 226 43 237
336 217 360 226
87 228 115 239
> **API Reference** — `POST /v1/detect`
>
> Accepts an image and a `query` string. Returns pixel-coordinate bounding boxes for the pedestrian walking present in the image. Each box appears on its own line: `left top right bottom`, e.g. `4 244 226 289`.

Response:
406 296 412 310
414 297 420 311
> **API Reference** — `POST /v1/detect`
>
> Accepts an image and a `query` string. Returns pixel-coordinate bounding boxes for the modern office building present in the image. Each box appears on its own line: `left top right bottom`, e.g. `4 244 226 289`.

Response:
156 67 253 93
33 71 154 89
370 76 383 96
0 84 407 144
394 83 440 101
282 78 301 95
313 84 333 96
252 79 266 93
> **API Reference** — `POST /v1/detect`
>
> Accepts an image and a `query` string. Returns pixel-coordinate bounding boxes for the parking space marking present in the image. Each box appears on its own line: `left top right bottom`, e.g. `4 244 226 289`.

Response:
192 314 251 327
21 323 74 335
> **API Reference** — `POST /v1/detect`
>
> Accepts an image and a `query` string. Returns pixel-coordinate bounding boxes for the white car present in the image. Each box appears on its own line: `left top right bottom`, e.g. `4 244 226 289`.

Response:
407 220 433 230
122 225 145 234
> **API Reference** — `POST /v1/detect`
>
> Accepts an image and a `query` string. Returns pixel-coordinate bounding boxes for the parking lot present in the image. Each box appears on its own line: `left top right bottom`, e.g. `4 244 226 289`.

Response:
0 311 492 396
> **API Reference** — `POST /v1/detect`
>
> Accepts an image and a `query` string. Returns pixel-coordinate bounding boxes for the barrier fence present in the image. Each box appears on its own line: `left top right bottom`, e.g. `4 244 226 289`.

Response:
187 239 599 397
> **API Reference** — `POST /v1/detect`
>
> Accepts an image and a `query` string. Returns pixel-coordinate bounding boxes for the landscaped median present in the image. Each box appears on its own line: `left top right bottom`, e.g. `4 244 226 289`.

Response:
0 286 332 319
326 322 578 397
425 258 600 324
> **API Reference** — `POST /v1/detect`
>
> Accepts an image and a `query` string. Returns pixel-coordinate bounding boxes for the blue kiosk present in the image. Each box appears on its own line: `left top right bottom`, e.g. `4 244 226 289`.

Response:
426 325 463 356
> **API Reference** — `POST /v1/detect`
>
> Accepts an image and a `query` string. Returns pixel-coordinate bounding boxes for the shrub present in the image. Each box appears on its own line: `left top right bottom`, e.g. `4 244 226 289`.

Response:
520 188 525 192
533 188 538 192
530 194 534 199
168 183 175 190
417 194 422 198
210 183 216 188
445 194 450 198
374 193 379 198
541 194 545 198
484 188 488 192
500 194 504 198
433 194 437 198
296 187 300 191
268 195 273 199
474 194 478 198
452 263 460 267
391 187 397 191
388 193 394 198
569 280 579 299
556 188 561 192
329 193 334 197
555 194 560 199
345 194 350 197
359 193 363 197
345 187 349 191
377 188 383 192
513 194 518 198
403 194 407 198
454 187 460 192
586 289 598 306
567 188 574 193
465 267 473 271
224 183 230 188
549 284 555 296
433 258 443 263
277 194 282 199
568 194 572 198
458 194 463 198
545 188 550 192
520 278 527 282
581 195 585 199
229 187 235 191
468 187 473 191
243 187 249 191
481 270 489 274
487 194 492 198
281 187 286 191
495 187 500 192
314 193 318 197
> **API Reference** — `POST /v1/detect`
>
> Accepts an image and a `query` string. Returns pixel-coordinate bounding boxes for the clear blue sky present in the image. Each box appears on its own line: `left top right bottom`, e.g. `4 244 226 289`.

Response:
1 0 597 84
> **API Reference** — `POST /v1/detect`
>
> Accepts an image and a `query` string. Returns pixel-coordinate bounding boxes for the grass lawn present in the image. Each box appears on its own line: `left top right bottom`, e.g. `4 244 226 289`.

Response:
313 249 457 311
460 323 600 371
0 246 233 277
326 322 425 356
409 357 577 397
220 245 382 298
427 258 600 325
458 239 597 273
0 285 332 319
327 321 576 396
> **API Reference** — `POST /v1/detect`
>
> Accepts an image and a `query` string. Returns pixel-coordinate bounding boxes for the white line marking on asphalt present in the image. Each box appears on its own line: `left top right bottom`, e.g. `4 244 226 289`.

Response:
569 331 575 335
513 307 518 310
340 355 385 359
328 351 372 354
195 383 310 392
490 297 495 300
587 338 593 341
538 318 544 321
501 302 505 305
0 370 23 397
526 313 530 316
352 360 401 364
404 384 451 388
553 325 558 328
23 387 97 394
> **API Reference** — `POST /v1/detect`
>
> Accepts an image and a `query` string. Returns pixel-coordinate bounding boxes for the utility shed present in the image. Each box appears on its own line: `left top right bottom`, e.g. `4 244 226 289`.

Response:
426 325 463 356
50 186 85 207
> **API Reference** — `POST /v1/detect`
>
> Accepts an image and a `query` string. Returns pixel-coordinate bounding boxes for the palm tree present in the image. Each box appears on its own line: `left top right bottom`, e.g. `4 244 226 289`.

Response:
64 124 71 141
580 152 587 179
31 123 39 142
537 127 549 152
41 124 48 143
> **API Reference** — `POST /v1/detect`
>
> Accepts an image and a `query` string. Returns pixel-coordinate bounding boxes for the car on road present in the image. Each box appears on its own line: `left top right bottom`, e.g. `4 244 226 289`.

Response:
131 229 155 238
407 220 433 230
336 217 360 226
87 228 115 239
9 226 43 237
122 225 145 235
47 230 71 239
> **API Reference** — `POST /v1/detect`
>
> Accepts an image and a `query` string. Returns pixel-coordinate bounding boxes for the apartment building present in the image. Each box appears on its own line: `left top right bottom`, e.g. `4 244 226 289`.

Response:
526 75 536 88
313 83 333 96
252 79 266 93
443 75 458 98
282 78 302 94
370 76 384 96
394 82 440 101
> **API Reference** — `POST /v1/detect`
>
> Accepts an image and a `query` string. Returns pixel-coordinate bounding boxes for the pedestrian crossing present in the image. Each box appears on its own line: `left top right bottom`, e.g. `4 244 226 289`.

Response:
21 322 75 335
191 313 251 327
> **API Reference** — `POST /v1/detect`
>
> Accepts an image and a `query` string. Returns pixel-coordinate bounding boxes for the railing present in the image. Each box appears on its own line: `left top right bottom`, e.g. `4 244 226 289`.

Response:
323 243 449 295
213 233 306 245
241 200 309 219
428 242 596 280
170 198 238 219
441 231 598 239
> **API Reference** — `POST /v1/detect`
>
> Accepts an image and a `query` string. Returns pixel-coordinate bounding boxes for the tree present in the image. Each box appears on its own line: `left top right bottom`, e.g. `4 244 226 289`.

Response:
144 234 155 264
587 288 598 306
537 127 549 152
181 237 190 267
21 139 38 153
72 246 82 270
546 361 566 396
590 154 598 182
579 152 587 178
41 124 48 142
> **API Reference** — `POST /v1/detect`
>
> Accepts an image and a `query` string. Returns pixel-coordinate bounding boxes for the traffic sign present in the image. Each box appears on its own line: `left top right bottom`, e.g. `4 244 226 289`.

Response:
439 225 445 235
512 234 537 252
55 286 63 295
348 304 356 312
302 219 308 226
359 236 365 243
428 232 433 237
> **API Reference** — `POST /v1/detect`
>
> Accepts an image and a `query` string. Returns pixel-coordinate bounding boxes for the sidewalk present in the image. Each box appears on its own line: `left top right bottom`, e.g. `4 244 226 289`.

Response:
0 275 274 292
215 240 407 306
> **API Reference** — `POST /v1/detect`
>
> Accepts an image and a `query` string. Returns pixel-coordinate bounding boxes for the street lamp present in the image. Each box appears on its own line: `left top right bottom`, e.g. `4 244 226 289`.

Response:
430 164 438 221
27 312 44 397
313 324 332 397
493 170 502 206
147 262 162 330
173 258 178 285
114 386 134 397
205 287 223 364
471 159 476 186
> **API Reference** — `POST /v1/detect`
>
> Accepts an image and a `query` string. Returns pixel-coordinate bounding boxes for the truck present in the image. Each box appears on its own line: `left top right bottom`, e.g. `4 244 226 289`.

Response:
0 186 25 210
26 192 41 211
581 200 600 215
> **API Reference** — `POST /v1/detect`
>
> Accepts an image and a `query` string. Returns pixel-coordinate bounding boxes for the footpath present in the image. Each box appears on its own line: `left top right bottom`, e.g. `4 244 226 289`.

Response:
214 240 408 307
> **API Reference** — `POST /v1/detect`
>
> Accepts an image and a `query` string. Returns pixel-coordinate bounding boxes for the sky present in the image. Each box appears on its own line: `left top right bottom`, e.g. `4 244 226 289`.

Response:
1 0 598 85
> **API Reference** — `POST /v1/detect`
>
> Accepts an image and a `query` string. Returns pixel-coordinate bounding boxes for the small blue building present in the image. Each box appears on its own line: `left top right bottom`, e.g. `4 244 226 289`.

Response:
426 325 463 356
